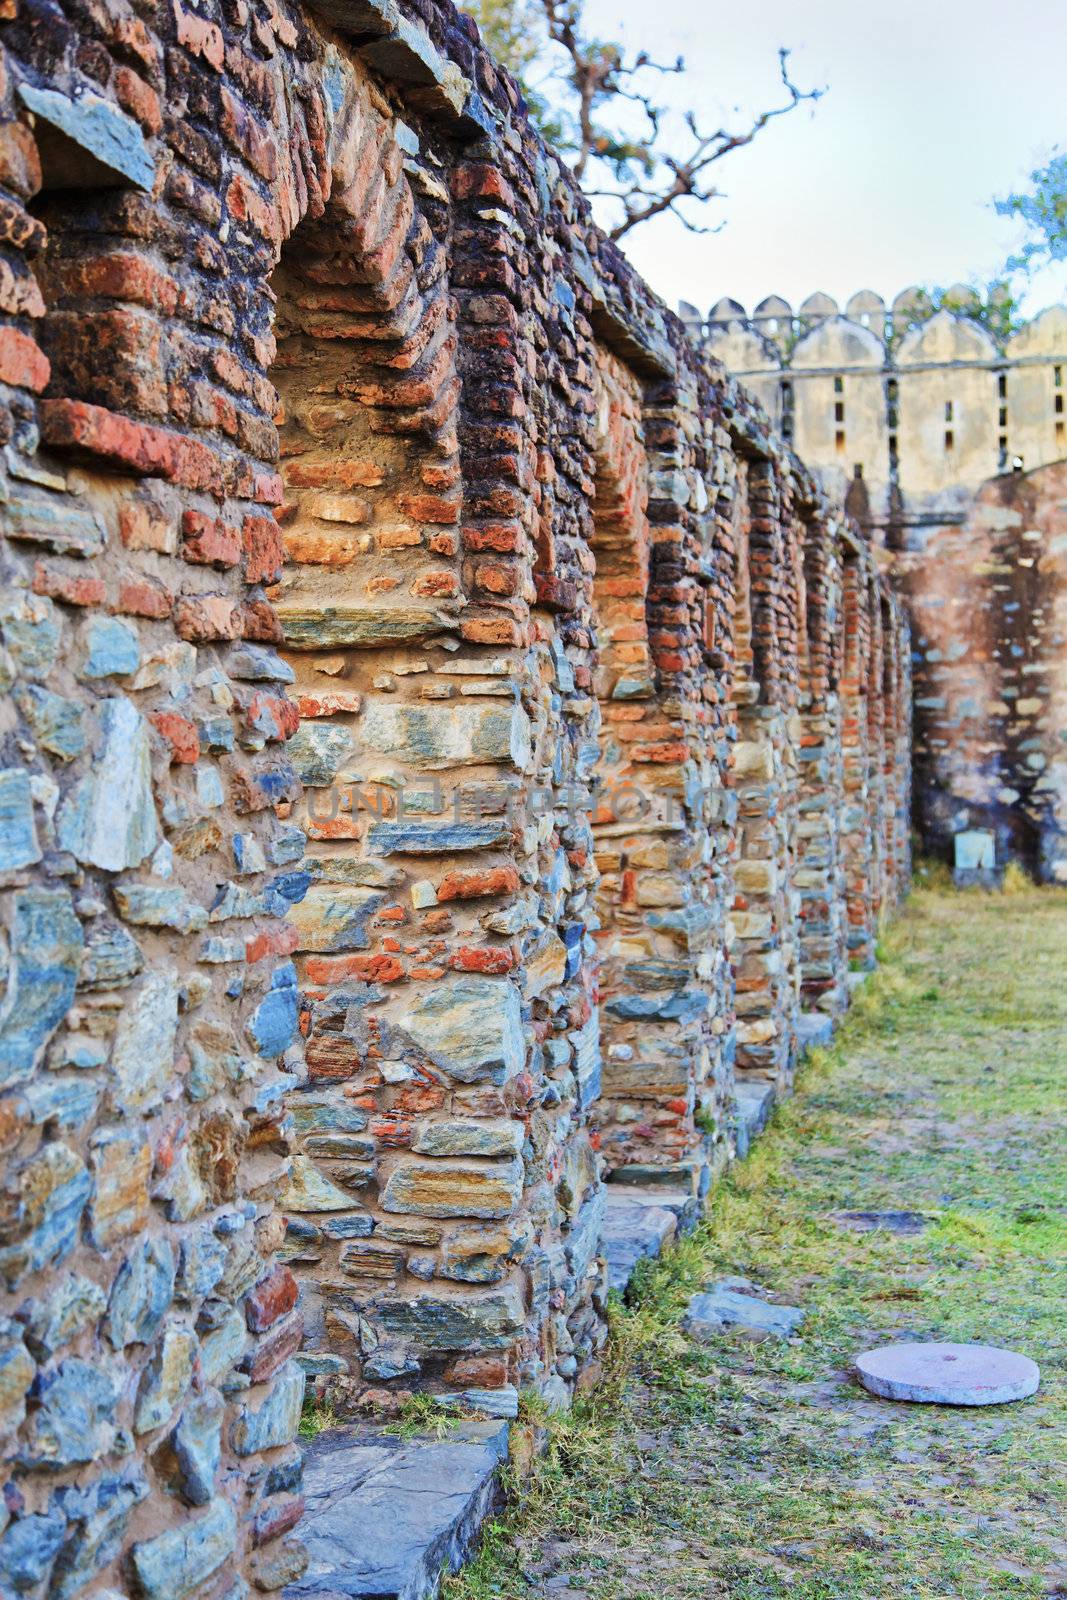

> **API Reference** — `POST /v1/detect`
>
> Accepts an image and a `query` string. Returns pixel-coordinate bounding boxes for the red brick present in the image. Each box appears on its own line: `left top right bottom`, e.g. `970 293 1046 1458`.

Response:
151 711 200 764
452 163 516 207
220 85 278 182
226 172 282 246
410 572 459 598
182 508 241 568
240 599 283 642
464 520 523 553
460 616 523 645
0 119 41 199
245 1264 299 1333
243 514 284 584
437 866 519 902
303 953 406 985
40 400 226 494
452 945 515 973
252 1493 306 1547
534 575 578 611
113 67 162 135
0 326 48 392
245 692 300 742
46 252 179 314
474 560 520 597
245 923 300 964
31 563 105 607
173 0 224 68
118 577 173 618
396 492 461 524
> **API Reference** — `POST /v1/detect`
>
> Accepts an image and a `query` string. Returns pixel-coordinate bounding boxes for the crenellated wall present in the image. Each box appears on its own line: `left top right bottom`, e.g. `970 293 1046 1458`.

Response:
0 3 909 1593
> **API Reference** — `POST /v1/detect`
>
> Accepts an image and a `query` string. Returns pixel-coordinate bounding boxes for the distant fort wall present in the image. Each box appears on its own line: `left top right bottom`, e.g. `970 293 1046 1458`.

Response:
691 290 1067 546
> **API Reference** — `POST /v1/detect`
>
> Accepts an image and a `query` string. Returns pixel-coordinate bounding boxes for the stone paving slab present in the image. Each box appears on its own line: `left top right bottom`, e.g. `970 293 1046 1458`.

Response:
285 1419 509 1600
797 1011 836 1051
600 1187 680 1294
733 1080 776 1159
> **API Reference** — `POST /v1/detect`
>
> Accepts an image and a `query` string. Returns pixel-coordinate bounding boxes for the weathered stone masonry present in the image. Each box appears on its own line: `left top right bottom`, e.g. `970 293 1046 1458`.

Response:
0 1 908 1593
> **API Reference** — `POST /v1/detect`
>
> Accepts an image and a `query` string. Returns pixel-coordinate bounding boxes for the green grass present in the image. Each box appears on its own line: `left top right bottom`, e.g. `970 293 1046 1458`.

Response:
445 884 1067 1600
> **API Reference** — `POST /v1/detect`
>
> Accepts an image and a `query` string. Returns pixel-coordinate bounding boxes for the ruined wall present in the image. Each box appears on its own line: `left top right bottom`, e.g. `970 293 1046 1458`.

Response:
0 1 909 1592
900 461 1067 881
702 289 1064 877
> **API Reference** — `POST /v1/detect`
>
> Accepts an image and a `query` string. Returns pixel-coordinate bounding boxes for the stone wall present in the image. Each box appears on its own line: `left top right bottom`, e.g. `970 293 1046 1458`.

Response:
0 2 909 1593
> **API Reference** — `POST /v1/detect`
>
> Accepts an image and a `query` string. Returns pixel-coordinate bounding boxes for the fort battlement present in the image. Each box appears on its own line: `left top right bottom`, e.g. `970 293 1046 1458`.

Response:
691 291 1067 535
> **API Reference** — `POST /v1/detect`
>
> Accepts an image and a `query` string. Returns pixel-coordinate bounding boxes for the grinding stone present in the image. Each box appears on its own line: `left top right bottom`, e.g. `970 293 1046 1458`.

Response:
855 1341 1039 1406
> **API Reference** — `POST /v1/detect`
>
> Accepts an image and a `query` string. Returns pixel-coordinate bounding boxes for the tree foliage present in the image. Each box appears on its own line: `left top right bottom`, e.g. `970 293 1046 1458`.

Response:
995 150 1067 279
893 281 1023 348
462 0 820 240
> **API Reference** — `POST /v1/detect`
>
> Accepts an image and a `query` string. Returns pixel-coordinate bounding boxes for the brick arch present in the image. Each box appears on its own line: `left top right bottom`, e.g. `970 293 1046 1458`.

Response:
589 350 652 693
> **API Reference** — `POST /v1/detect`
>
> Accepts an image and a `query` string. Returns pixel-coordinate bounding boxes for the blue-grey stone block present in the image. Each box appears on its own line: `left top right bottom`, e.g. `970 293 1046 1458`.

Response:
367 819 511 854
18 83 155 189
17 686 86 761
20 1359 118 1469
48 1469 148 1600
0 888 83 1087
130 1496 237 1599
78 617 140 679
104 1237 175 1349
246 962 299 1057
0 1510 66 1592
0 767 40 871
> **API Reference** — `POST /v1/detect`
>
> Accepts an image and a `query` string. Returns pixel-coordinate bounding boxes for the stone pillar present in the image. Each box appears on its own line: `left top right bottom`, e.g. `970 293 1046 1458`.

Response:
796 513 849 1015
0 55 311 1597
841 552 877 968
729 458 800 1087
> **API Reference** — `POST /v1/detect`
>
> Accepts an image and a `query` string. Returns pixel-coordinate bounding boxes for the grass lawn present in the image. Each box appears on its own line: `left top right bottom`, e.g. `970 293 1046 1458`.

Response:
445 883 1067 1600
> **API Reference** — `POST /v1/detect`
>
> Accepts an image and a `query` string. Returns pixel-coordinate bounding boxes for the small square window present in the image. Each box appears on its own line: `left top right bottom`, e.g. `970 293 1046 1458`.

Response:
834 401 845 423
835 429 846 453
944 430 954 451
833 376 844 394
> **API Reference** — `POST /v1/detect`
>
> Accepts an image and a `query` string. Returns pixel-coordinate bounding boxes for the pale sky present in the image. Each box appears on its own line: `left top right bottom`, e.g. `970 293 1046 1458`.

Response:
563 0 1065 320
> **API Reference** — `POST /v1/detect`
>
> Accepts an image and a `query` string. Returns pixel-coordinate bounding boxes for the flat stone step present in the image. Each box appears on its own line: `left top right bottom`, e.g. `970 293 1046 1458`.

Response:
600 1185 679 1294
285 1419 508 1600
732 1080 776 1158
797 1011 836 1052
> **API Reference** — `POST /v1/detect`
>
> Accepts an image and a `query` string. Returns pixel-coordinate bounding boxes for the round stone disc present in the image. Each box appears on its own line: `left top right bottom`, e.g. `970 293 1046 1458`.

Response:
855 1342 1039 1406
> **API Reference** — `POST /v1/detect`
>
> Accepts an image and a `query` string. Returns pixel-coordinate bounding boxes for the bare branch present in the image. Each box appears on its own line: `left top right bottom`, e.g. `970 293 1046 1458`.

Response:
526 1 824 240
